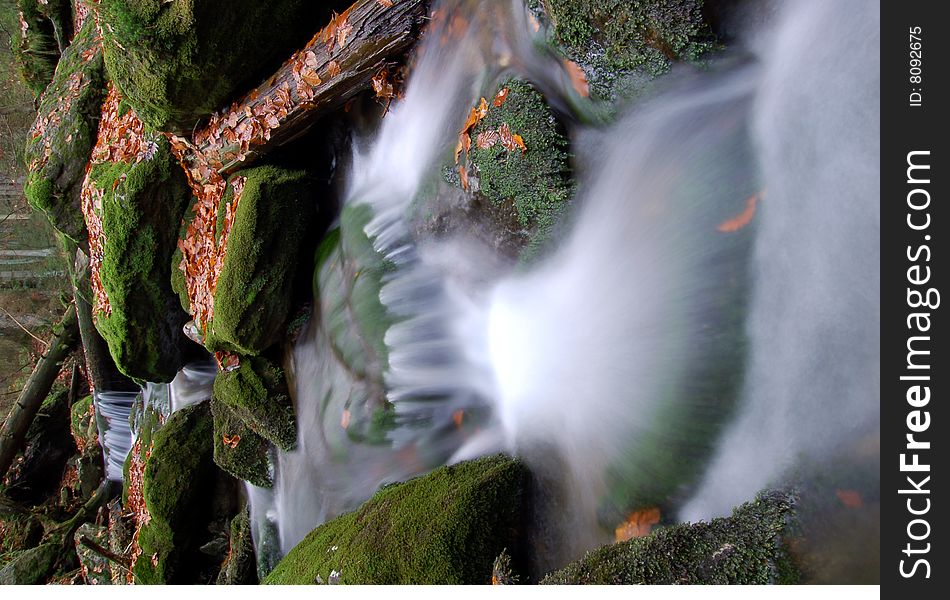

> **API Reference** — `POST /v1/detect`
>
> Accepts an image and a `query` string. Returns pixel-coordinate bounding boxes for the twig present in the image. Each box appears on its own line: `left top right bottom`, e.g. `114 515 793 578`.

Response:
78 535 133 571
0 306 48 349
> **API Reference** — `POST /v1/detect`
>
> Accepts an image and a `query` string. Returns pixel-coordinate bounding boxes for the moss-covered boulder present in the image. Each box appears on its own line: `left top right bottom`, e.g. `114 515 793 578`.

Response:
216 508 258 584
466 79 574 258
132 402 216 584
0 542 63 585
264 455 531 585
74 523 114 585
213 354 296 451
4 388 75 505
172 164 316 355
90 132 193 383
0 500 44 556
23 18 106 243
537 0 717 100
12 0 70 97
211 399 273 488
542 491 801 584
97 0 346 132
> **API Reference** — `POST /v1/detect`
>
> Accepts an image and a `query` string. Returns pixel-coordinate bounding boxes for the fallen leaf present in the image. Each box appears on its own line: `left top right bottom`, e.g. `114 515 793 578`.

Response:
452 409 464 429
327 60 342 78
563 59 590 97
341 409 351 430
458 164 469 191
493 87 510 107
377 0 394 6
717 193 759 232
615 507 661 542
836 489 863 509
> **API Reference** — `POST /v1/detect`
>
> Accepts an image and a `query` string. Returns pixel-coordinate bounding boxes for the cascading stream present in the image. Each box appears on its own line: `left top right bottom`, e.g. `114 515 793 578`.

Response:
265 0 879 576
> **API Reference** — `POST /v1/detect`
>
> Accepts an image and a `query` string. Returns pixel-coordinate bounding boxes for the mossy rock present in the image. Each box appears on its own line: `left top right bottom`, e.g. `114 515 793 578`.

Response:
216 508 258 584
12 0 69 97
213 354 296 451
172 164 316 355
74 523 114 585
133 402 216 584
0 501 44 556
542 491 801 584
91 134 193 383
70 394 96 447
97 0 346 132
466 79 574 259
211 399 273 488
537 0 717 100
264 454 531 584
23 18 105 243
0 542 63 585
4 388 75 505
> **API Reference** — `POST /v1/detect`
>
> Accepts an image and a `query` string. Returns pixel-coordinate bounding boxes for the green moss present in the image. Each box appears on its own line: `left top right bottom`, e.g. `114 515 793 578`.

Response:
0 504 43 556
264 455 531 585
0 542 61 585
542 0 717 99
23 18 106 242
216 508 258 584
212 354 296 451
69 394 95 447
12 0 65 97
204 165 316 355
133 402 216 584
542 491 801 584
211 399 273 488
468 79 573 259
97 0 344 132
92 135 193 383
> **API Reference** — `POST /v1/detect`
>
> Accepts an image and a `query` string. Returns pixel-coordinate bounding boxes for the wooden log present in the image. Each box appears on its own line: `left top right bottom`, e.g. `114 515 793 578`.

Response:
0 305 80 480
176 0 428 179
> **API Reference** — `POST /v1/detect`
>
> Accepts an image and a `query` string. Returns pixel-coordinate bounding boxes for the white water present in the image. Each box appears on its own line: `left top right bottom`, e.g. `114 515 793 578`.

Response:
268 0 880 571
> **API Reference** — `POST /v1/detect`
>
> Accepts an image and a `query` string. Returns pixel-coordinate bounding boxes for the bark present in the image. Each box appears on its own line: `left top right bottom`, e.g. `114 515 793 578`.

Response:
0 305 80 481
181 0 428 178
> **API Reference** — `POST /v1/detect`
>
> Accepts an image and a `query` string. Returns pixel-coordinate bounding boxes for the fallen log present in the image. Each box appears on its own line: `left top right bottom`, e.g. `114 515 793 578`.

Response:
176 0 428 179
0 305 80 481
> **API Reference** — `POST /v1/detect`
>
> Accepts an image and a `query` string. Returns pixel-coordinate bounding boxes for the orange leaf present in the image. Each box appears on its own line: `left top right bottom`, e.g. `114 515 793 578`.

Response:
327 60 342 78
836 489 863 509
493 87 510 107
452 409 464 429
476 97 489 120
563 59 590 97
222 434 241 449
460 107 479 134
458 164 469 191
341 409 351 430
717 194 759 232
615 507 661 542
377 0 394 6
511 133 526 153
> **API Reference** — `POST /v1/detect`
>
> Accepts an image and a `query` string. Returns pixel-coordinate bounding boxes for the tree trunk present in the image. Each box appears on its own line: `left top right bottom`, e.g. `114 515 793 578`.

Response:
178 0 428 179
0 305 80 481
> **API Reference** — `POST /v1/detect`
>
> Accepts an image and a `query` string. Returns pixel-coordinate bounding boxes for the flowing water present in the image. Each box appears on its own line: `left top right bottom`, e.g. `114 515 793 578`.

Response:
260 0 879 579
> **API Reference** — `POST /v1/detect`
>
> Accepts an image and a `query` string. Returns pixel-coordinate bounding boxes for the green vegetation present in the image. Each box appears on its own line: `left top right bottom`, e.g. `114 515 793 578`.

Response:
264 455 531 585
212 354 296 451
468 79 574 258
133 402 216 584
10 0 68 97
97 0 342 132
539 0 716 99
542 491 801 584
92 135 192 383
211 398 273 488
217 508 258 584
0 542 61 584
23 18 105 243
201 165 315 355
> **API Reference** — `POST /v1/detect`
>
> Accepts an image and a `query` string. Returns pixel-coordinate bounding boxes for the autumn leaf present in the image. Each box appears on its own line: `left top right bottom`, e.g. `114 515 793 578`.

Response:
223 434 241 449
717 193 759 232
458 164 469 191
341 409 351 430
452 409 464 429
835 489 863 509
615 507 661 542
475 129 499 149
493 87 510 107
377 0 394 6
563 59 590 97
327 60 342 78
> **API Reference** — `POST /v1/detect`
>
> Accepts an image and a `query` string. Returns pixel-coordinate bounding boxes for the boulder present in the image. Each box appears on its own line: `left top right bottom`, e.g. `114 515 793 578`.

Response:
97 0 348 132
11 0 69 97
264 455 531 585
132 402 216 583
23 18 105 243
89 126 194 383
541 491 801 584
210 399 273 488
212 354 296 451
